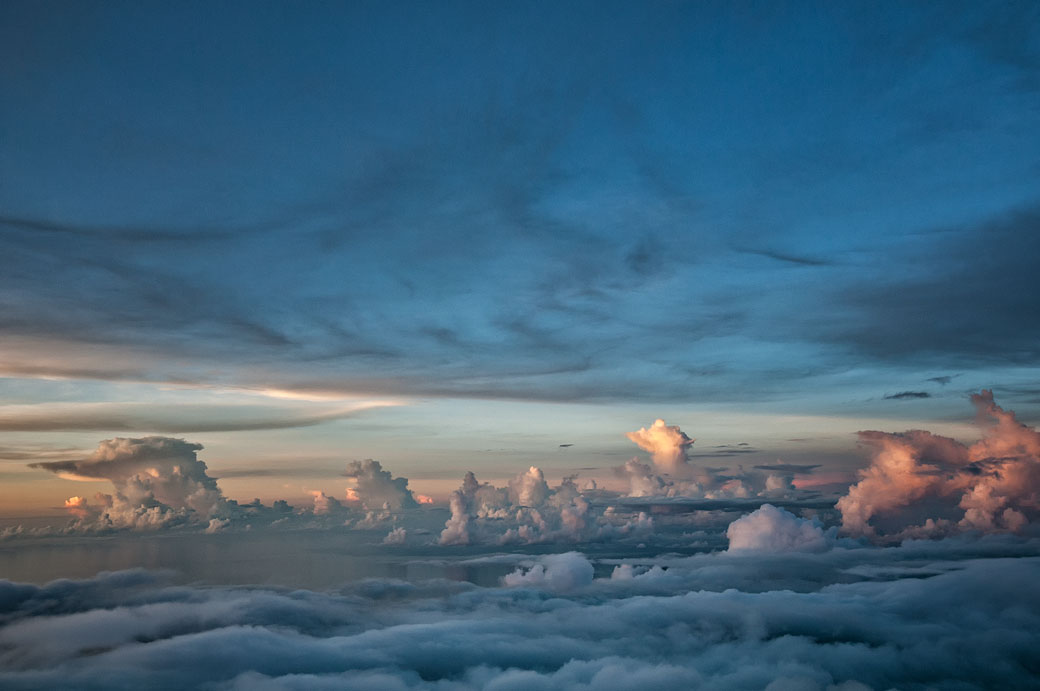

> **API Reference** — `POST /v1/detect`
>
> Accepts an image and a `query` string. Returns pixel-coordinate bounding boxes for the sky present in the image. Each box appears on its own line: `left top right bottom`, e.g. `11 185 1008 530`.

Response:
2 0 1040 515
3 3 1040 690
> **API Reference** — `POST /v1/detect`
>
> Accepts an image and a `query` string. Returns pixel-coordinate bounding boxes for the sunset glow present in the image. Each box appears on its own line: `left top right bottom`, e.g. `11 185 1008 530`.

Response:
1 2 1039 689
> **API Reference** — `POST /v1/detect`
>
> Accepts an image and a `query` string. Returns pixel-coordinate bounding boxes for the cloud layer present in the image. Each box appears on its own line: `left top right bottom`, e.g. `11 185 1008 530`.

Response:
0 536 1037 690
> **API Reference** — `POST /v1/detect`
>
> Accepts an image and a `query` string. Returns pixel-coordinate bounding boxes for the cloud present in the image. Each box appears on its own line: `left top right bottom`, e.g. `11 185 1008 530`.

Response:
26 437 435 534
309 491 345 516
823 204 1040 366
737 247 833 267
618 454 813 502
726 504 833 553
0 538 1038 689
0 401 395 433
626 419 694 472
837 391 1040 539
343 459 418 511
30 437 226 530
503 552 595 591
439 469 652 546
382 527 407 545
882 391 930 400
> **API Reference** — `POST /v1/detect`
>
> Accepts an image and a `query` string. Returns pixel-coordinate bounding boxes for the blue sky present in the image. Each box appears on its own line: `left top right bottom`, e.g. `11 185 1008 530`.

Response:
2 1 1039 511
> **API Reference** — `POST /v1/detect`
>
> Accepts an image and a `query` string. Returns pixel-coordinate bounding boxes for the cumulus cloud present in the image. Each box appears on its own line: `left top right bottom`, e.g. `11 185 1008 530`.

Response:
837 391 1040 539
382 527 407 545
618 455 807 502
343 459 418 511
439 469 653 546
626 419 694 472
26 438 435 535
727 504 833 552
309 491 345 516
31 437 227 530
503 552 595 591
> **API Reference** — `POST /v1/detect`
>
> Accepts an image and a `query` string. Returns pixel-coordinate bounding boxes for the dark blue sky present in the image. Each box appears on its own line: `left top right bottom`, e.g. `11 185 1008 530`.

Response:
2 1 1039 508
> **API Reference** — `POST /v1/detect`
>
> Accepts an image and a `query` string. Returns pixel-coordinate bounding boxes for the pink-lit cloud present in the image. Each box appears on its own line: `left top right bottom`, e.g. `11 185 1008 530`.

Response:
626 419 694 472
837 391 1040 539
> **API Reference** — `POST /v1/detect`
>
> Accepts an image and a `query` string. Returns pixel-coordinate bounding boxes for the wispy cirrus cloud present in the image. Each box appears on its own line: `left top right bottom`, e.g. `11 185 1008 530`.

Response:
0 400 400 433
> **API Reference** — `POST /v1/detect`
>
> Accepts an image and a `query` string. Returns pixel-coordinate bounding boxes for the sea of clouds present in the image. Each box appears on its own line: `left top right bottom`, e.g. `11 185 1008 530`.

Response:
3 391 1039 688
1 525 1037 690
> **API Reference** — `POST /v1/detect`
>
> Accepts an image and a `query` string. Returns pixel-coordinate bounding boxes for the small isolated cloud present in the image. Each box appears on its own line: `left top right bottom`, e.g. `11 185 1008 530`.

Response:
382 527 407 545
883 391 931 400
726 504 833 552
503 552 594 591
626 419 694 472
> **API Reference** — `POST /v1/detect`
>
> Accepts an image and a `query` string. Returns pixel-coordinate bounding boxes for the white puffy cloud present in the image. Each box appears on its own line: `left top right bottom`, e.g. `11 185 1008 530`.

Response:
438 469 652 546
439 489 471 546
344 459 418 511
28 438 437 535
727 504 833 553
503 552 595 591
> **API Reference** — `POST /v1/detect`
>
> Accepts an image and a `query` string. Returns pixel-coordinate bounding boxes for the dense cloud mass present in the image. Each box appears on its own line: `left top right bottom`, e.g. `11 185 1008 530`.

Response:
0 536 1037 690
838 391 1040 540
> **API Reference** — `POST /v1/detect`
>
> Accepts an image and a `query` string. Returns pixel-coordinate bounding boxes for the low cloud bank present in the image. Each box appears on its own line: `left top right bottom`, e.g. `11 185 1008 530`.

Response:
0 539 1037 690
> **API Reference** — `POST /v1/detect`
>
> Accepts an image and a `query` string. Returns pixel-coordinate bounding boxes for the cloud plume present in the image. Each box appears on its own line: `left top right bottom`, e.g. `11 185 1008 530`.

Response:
31 437 227 530
626 419 694 472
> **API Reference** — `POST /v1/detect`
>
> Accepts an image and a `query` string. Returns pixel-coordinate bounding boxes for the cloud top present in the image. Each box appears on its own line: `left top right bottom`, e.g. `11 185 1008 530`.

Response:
727 504 833 552
626 419 694 472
